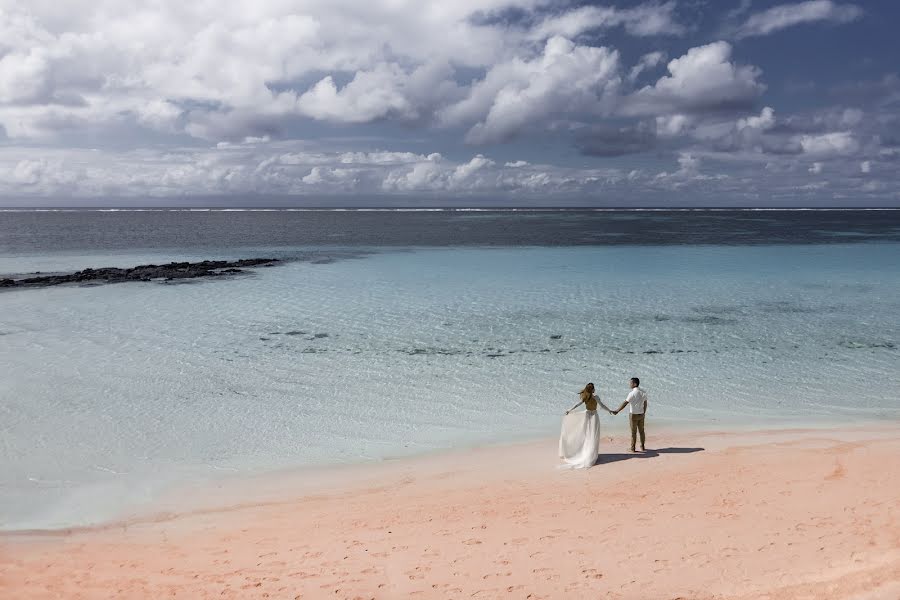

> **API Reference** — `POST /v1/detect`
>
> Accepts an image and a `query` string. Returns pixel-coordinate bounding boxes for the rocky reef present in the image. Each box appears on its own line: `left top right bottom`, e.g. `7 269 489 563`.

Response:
1 258 280 290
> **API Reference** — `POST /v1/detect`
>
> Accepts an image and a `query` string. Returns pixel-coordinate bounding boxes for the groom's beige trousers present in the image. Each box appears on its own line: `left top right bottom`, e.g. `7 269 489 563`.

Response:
630 413 646 450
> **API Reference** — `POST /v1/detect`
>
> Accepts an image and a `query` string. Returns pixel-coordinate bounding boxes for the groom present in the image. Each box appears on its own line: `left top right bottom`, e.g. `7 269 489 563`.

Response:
613 377 648 452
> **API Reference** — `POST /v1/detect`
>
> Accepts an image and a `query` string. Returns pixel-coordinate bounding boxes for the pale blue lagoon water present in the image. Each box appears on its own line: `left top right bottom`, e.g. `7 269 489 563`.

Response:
1 211 899 530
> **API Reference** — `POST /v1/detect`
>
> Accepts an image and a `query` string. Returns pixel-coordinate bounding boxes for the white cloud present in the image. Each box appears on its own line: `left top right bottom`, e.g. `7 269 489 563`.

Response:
623 42 765 116
737 107 776 131
798 131 859 156
381 153 501 191
0 142 645 198
296 66 416 123
655 114 692 137
628 51 666 82
1 141 897 204
0 1 518 139
381 159 445 192
12 159 48 185
0 0 687 145
529 3 684 40
338 151 430 165
441 36 620 144
0 1 892 205
451 154 495 185
735 1 863 39
301 166 360 187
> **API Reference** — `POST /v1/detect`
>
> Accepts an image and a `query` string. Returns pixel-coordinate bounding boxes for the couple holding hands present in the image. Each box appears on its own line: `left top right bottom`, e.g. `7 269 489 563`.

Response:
558 377 648 469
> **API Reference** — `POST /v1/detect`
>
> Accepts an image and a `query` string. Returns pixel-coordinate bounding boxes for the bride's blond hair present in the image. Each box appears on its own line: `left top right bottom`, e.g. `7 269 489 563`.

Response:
579 382 595 403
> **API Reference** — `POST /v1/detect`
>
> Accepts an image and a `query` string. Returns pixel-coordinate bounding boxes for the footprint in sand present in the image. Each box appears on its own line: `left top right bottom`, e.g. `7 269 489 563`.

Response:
287 571 318 580
407 565 431 580
482 572 512 579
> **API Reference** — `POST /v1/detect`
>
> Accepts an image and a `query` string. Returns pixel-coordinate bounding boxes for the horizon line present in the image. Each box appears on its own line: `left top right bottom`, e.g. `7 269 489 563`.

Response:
2 206 900 212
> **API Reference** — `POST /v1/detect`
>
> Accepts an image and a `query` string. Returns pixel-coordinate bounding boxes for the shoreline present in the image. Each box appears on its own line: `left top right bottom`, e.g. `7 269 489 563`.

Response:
2 424 898 599
1 417 892 536
2 418 897 536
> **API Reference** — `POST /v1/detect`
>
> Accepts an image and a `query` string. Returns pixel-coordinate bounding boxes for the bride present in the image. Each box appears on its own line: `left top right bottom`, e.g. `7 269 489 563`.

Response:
559 382 613 469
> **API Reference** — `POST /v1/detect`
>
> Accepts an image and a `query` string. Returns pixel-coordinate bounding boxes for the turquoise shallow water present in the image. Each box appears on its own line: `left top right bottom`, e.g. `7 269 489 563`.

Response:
1 242 899 530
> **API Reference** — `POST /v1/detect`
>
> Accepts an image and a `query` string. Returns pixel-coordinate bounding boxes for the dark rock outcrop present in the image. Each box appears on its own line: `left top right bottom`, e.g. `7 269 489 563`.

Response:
1 258 280 290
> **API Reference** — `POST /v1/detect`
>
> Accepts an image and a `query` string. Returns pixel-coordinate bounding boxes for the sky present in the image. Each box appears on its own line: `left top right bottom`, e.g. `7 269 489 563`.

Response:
0 0 898 207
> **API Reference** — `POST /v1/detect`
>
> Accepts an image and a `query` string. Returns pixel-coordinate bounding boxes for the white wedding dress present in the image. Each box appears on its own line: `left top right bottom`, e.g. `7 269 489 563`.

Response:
558 408 602 469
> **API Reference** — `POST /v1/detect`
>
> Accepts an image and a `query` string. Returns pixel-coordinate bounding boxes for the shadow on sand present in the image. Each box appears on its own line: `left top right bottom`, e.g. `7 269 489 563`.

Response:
597 447 705 465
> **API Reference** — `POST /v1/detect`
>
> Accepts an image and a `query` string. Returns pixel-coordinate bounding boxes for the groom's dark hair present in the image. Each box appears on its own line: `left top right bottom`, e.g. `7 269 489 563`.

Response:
630 377 640 386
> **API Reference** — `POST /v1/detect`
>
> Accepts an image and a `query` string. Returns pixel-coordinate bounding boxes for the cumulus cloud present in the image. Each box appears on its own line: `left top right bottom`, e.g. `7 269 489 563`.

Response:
0 143 626 197
1 140 897 205
655 114 693 138
296 66 416 123
0 1 502 139
0 0 895 205
735 1 863 39
0 0 687 145
684 106 794 155
737 106 776 131
441 36 620 144
623 42 765 116
12 159 49 185
8 157 84 192
798 131 859 156
301 166 362 187
0 1 772 155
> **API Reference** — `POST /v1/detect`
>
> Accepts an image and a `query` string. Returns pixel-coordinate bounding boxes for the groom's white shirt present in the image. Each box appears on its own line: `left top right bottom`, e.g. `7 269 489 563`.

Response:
625 387 647 414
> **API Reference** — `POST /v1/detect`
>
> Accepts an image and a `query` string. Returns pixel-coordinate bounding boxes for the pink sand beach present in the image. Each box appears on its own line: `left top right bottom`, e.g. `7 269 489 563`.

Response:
2 425 898 599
